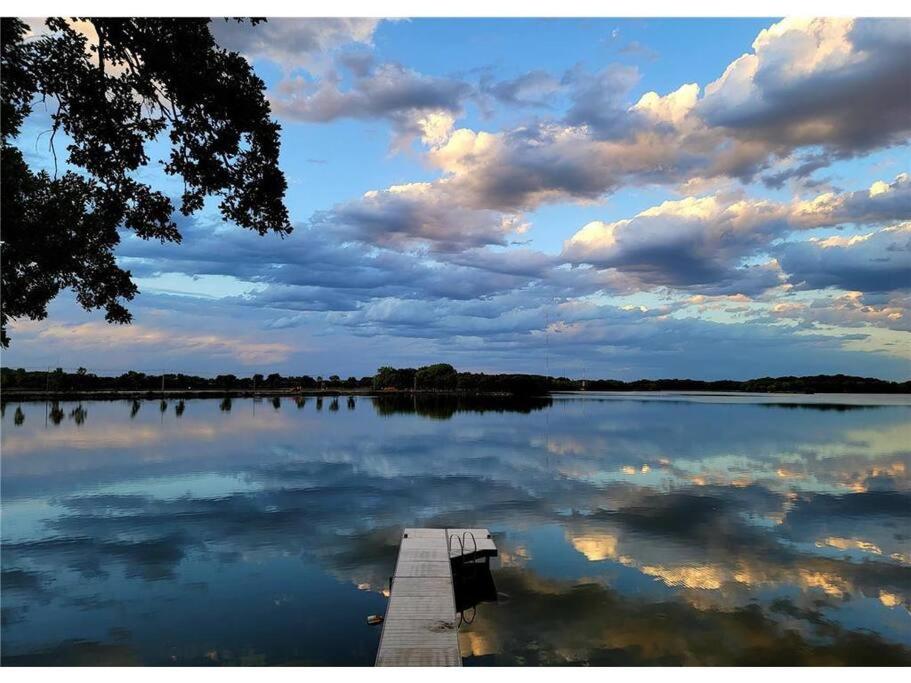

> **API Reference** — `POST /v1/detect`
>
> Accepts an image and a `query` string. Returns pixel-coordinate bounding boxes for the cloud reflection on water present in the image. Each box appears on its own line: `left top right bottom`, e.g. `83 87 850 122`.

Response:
1 394 909 665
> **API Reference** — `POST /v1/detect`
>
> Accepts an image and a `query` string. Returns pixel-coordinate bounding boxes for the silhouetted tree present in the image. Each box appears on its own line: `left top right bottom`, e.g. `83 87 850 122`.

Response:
49 401 65 424
373 366 417 390
216 374 237 390
0 18 290 346
415 363 457 390
70 404 86 424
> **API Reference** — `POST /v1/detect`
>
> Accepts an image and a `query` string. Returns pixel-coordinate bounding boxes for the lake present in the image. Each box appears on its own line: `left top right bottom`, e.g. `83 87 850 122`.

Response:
2 393 909 665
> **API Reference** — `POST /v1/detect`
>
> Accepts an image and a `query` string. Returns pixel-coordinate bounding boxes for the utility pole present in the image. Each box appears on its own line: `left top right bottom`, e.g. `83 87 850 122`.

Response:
160 373 166 424
544 308 549 376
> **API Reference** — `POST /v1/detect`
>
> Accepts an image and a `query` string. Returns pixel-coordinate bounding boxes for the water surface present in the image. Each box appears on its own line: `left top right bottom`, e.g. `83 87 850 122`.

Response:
2 393 909 665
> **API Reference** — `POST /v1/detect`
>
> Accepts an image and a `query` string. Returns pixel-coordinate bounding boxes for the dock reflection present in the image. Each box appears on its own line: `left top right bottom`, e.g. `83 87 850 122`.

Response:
453 557 499 626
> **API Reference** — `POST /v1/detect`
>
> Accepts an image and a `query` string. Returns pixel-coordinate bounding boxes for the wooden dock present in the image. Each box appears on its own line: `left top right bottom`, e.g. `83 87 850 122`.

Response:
375 528 497 667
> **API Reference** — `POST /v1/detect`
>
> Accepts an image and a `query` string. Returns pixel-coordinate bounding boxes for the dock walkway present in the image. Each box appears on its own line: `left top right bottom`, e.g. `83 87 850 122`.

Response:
375 528 496 667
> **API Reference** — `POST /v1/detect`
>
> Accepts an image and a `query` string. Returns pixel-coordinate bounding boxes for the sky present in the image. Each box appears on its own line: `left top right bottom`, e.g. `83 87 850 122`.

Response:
5 17 911 380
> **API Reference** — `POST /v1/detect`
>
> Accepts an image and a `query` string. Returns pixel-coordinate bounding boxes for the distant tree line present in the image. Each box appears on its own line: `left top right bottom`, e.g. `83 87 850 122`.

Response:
0 367 373 392
371 365 910 395
2 365 908 396
581 375 911 394
372 363 575 394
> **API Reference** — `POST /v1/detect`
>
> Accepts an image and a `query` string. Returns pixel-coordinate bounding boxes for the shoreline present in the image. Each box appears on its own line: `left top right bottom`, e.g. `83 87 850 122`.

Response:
0 387 378 402
3 387 909 402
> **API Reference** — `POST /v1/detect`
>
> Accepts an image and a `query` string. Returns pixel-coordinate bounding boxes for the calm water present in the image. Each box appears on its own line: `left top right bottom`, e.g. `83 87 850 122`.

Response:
2 393 909 665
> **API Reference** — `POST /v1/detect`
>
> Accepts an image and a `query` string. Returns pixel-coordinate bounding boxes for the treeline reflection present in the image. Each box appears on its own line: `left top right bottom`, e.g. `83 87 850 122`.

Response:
760 402 882 412
371 393 553 419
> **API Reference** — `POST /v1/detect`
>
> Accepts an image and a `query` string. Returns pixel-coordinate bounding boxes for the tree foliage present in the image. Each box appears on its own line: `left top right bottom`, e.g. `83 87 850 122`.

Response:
414 363 457 390
0 17 291 346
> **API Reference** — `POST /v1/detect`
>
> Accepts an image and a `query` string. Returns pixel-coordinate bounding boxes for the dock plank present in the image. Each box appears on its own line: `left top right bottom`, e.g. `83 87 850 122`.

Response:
376 527 496 667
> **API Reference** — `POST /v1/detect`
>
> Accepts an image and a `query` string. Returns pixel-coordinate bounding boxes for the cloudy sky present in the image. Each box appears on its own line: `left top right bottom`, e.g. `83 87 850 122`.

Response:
7 17 911 379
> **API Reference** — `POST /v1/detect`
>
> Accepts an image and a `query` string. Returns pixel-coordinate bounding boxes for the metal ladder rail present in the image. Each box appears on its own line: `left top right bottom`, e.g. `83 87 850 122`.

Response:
448 532 464 558
461 531 477 558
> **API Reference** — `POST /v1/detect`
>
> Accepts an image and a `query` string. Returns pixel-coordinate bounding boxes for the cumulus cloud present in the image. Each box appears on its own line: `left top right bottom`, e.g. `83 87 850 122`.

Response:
562 175 911 293
418 109 784 213
698 18 911 155
790 173 911 228
408 18 910 214
309 182 529 252
112 169 909 370
775 224 911 294
563 194 790 288
424 123 637 211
